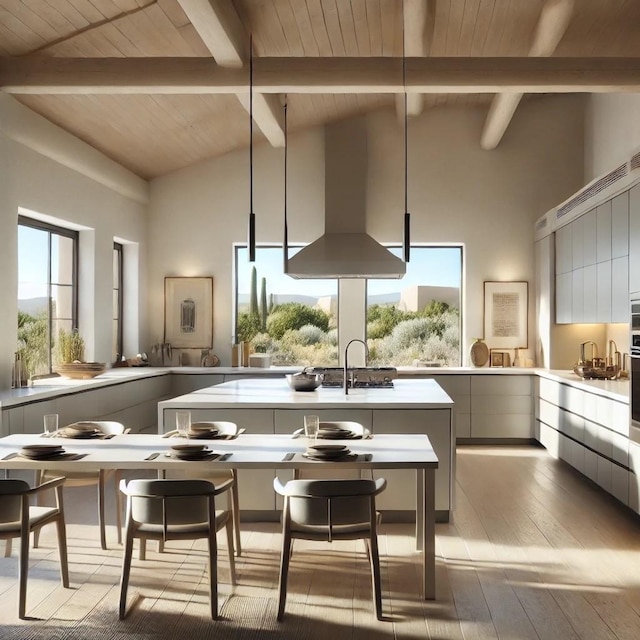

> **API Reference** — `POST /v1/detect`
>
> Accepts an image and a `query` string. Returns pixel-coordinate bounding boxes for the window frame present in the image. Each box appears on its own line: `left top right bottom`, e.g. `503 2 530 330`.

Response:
113 241 124 361
17 215 79 373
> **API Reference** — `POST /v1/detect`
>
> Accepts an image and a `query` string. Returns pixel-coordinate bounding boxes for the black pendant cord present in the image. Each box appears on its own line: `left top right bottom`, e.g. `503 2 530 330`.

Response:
402 4 411 264
283 99 289 271
248 34 256 262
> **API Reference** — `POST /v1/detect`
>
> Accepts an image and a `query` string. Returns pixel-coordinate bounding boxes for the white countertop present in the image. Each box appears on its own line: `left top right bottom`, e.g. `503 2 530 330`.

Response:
538 369 629 403
159 378 454 410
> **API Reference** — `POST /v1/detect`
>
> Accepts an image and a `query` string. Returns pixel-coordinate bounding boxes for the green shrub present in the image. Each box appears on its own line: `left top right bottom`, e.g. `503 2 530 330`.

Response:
266 303 330 339
236 312 263 342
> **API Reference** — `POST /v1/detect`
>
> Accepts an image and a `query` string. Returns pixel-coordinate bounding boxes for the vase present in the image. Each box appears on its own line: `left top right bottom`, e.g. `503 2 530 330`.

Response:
469 338 489 367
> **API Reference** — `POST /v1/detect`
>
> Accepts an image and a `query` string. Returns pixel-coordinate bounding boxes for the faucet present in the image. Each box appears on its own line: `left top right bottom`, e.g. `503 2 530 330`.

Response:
344 339 369 395
607 339 621 370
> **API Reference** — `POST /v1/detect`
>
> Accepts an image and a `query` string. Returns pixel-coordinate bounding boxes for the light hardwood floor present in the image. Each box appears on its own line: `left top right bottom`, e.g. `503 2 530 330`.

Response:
1 444 639 639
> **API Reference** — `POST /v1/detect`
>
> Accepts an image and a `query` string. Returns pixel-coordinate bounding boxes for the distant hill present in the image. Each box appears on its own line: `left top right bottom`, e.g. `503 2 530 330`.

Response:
368 292 400 306
238 293 331 310
18 297 48 316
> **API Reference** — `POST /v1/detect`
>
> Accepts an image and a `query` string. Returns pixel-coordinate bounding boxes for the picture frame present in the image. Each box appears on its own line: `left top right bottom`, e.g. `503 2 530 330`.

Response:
483 281 528 349
489 350 505 367
164 277 213 349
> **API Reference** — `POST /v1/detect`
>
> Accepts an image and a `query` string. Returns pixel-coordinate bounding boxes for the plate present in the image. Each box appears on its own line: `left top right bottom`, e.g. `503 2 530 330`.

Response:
171 444 206 452
190 422 221 434
303 451 355 461
169 449 215 461
20 446 66 460
21 444 64 452
58 427 102 439
307 444 349 452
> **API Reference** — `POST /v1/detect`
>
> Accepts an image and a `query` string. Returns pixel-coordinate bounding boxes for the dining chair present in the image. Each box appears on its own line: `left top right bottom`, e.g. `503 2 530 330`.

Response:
163 420 242 556
36 420 129 550
294 420 372 480
273 476 387 621
0 477 70 619
118 478 236 620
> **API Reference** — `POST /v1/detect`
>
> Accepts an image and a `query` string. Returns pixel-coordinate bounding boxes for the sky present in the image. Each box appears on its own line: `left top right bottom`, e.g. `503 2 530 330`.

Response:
236 245 462 297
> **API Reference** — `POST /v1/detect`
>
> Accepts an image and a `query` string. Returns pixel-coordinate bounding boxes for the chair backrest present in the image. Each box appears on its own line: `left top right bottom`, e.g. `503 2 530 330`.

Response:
0 480 29 524
277 478 386 529
122 479 217 526
318 421 366 436
70 421 127 436
190 421 238 437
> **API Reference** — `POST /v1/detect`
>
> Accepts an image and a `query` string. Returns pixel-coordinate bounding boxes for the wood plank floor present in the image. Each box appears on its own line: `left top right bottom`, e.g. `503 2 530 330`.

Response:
1 444 640 639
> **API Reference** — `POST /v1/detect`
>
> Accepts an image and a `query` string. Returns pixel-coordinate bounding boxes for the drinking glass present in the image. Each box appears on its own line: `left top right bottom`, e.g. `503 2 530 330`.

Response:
43 414 58 435
304 415 319 444
176 411 191 438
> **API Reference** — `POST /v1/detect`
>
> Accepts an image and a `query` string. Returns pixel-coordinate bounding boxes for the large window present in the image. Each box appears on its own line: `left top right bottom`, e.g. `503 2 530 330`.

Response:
17 217 78 376
366 246 463 367
235 246 339 366
113 242 123 362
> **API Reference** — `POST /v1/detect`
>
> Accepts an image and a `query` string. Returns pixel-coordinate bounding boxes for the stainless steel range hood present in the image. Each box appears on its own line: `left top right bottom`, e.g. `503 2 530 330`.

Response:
285 117 406 279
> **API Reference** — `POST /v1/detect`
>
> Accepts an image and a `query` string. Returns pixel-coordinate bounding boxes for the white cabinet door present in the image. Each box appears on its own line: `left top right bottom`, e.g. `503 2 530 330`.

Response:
555 225 572 274
571 214 584 269
611 256 629 323
582 209 598 266
583 264 598 322
596 200 612 263
572 268 584 322
556 272 572 323
596 261 612 323
630 184 640 295
611 191 629 259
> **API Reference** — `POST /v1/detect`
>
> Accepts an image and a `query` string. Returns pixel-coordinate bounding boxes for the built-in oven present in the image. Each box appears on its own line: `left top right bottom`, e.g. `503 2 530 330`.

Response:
630 299 640 444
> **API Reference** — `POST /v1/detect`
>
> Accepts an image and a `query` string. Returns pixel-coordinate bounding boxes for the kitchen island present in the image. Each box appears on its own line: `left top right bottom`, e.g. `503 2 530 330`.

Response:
157 377 455 521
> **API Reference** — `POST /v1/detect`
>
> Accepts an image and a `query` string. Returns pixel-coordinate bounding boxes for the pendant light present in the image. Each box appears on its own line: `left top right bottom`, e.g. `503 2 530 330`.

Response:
283 97 289 271
248 34 256 262
402 3 411 263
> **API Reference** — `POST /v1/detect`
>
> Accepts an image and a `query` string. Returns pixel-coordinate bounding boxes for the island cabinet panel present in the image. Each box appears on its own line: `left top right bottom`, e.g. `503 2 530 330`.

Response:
536 375 633 512
372 409 452 514
273 409 373 433
170 374 225 396
469 376 533 439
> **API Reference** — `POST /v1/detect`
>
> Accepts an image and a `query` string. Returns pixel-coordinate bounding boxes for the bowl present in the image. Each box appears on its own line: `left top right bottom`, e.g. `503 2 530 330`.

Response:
286 373 322 392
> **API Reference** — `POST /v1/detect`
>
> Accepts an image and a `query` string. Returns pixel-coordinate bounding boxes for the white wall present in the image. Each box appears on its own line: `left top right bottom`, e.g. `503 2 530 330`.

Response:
0 95 148 387
148 95 585 366
585 94 640 182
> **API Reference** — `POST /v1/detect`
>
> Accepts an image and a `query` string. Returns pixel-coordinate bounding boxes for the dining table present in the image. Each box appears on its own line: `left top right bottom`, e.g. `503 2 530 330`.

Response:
0 431 439 599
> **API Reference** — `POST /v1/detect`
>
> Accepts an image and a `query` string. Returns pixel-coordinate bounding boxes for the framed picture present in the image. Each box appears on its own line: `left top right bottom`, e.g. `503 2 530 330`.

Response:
164 277 213 349
483 281 528 349
489 350 505 367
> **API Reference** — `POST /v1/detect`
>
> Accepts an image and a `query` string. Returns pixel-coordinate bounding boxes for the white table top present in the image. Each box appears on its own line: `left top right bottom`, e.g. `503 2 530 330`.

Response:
0 433 439 471
159 378 454 410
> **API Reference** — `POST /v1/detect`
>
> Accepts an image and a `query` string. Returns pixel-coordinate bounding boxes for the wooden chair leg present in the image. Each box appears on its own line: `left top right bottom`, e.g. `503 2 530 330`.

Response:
33 471 46 549
55 487 70 588
4 540 12 558
18 525 29 619
98 470 107 550
139 538 147 561
119 526 135 620
225 516 236 585
231 472 242 556
207 529 219 620
277 527 292 621
114 471 123 545
367 535 383 620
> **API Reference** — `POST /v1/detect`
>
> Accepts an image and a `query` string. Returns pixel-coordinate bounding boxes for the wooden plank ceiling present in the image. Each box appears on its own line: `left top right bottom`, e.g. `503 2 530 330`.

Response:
1 0 639 179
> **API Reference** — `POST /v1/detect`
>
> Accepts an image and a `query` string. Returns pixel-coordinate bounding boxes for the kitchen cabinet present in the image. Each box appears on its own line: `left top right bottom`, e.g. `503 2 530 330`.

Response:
536 375 632 509
630 183 640 294
556 190 630 324
470 375 533 438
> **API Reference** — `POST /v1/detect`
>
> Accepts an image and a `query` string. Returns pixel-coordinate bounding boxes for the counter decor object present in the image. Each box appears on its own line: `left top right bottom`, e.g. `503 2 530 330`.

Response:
54 328 106 379
285 372 322 391
249 353 272 368
573 340 621 380
469 338 489 367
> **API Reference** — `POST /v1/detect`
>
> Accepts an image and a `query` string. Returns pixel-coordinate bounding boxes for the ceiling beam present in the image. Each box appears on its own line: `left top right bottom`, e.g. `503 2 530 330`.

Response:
396 0 434 120
2 57 639 94
481 0 575 150
178 0 284 147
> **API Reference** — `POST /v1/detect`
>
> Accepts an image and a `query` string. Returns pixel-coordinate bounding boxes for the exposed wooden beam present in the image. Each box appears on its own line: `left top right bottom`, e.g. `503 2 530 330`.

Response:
177 0 246 67
396 0 435 120
481 0 575 150
177 0 284 147
2 57 639 94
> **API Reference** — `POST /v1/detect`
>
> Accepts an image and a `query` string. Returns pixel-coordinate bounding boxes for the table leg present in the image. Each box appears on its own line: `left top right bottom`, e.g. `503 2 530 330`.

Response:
422 468 436 600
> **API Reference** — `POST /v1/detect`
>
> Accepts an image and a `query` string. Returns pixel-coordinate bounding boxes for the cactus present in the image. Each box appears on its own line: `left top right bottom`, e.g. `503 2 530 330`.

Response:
260 277 268 330
249 265 259 319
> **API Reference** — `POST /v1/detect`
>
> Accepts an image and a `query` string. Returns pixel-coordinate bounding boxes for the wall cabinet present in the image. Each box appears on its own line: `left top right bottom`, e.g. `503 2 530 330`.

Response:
555 190 629 324
630 183 640 294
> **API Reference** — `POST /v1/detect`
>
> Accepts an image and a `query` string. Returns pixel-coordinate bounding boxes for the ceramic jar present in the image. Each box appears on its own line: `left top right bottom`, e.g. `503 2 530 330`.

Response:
469 338 489 367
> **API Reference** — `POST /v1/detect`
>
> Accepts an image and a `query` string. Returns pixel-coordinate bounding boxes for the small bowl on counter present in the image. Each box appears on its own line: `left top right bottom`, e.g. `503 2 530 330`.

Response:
286 372 322 392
